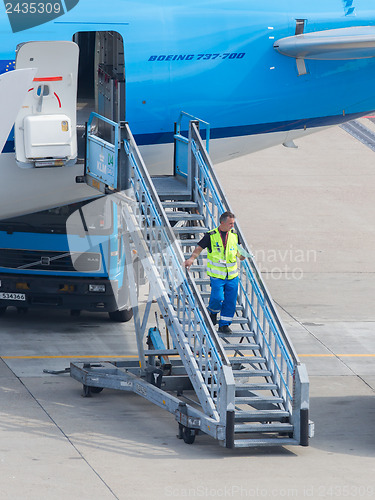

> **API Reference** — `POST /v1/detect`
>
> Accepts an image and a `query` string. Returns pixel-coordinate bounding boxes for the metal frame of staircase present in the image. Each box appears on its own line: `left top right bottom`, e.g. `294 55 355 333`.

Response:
70 114 312 448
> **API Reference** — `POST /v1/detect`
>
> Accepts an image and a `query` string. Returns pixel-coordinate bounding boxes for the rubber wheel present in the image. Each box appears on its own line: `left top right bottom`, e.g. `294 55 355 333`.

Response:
89 386 104 394
71 309 81 317
82 385 103 397
0 307 7 316
108 308 133 322
182 426 196 444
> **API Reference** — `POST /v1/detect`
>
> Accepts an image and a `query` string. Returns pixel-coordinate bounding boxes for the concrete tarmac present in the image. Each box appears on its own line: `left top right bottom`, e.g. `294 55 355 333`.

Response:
1 123 374 499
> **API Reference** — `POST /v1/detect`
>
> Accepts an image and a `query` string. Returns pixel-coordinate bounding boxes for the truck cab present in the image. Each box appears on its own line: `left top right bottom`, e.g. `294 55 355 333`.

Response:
0 196 132 321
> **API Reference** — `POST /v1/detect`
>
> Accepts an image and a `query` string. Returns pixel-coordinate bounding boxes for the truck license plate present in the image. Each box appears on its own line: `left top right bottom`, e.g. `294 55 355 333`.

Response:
0 292 26 301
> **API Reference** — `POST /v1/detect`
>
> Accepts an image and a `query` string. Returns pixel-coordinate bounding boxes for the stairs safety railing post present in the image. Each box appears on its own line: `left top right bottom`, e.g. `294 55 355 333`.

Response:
121 123 237 436
292 363 310 446
188 120 310 444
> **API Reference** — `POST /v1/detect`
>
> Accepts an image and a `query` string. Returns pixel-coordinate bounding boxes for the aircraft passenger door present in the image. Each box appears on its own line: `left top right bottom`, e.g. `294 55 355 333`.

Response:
14 41 79 168
95 31 125 142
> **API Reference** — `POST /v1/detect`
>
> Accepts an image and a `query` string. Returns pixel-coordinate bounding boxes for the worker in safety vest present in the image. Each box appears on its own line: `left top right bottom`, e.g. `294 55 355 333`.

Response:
184 211 245 334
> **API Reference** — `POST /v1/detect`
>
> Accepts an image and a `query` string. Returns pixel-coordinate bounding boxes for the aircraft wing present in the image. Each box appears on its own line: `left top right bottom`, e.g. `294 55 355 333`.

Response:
0 68 37 153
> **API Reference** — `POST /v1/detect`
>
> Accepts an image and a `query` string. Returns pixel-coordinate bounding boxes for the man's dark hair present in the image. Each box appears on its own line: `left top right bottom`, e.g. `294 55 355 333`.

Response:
220 211 236 223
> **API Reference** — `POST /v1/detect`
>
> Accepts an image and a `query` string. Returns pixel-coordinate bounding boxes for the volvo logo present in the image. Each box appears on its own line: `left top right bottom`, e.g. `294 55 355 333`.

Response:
4 1 80 33
40 256 51 266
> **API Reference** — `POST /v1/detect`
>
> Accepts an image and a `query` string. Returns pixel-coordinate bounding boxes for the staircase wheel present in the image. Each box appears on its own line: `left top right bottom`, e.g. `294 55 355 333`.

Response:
182 426 196 445
90 386 104 394
82 385 103 397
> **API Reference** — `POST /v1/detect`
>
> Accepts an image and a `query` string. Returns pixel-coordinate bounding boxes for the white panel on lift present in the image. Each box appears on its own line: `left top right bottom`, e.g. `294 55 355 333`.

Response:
0 68 37 153
24 114 74 160
15 41 79 168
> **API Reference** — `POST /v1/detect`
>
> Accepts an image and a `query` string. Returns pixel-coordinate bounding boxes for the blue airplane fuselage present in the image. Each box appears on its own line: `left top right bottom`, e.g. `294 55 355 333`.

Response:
1 0 375 151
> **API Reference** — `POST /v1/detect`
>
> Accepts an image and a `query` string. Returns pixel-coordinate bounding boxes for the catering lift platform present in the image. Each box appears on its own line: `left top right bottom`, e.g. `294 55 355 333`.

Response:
70 113 313 448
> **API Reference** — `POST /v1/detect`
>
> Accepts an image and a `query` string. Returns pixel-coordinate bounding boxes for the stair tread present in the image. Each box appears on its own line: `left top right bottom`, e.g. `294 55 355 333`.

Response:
211 383 277 391
229 356 266 364
218 331 255 338
193 278 211 285
173 226 207 233
178 239 201 245
234 383 278 390
167 213 204 221
231 318 249 324
232 369 272 377
162 201 198 208
223 343 260 350
234 396 283 404
234 438 298 448
184 252 207 258
234 410 289 421
189 265 207 271
234 423 293 433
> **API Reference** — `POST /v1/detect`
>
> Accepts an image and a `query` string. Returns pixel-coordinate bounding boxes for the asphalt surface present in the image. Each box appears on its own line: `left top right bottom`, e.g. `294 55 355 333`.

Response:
1 122 374 499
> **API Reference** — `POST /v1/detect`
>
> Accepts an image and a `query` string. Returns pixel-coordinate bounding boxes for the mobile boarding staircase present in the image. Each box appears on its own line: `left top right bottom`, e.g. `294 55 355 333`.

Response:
70 113 312 448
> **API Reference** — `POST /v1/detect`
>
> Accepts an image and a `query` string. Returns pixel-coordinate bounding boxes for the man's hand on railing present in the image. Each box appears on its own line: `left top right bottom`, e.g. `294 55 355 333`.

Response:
184 246 203 270
184 257 195 270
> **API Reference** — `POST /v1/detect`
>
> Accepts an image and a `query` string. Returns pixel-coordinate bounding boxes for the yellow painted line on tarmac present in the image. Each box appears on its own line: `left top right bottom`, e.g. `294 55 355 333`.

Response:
299 354 375 358
1 353 374 360
1 354 140 360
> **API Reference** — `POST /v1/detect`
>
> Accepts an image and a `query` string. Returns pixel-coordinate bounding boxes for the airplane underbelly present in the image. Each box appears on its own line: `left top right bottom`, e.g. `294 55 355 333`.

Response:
138 126 328 176
0 156 98 219
0 124 330 219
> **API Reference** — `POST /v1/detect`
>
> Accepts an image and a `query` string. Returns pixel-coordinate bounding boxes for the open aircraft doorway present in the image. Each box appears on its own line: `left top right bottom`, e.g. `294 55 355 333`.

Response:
73 31 125 158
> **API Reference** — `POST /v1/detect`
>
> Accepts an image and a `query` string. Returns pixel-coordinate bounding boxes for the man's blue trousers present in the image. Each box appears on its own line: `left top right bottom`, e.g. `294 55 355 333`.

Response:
207 276 239 327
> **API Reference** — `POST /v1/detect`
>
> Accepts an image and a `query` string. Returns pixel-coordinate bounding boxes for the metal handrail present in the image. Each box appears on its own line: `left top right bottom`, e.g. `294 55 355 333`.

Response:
190 123 300 362
190 122 298 411
176 111 211 152
122 123 235 421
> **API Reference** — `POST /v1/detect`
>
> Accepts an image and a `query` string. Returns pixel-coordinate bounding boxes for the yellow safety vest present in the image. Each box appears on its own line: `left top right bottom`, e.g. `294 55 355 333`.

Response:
207 228 238 280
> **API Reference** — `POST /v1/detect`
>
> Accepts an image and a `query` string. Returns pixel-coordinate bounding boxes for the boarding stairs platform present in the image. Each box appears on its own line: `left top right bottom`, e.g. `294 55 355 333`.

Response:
70 113 312 448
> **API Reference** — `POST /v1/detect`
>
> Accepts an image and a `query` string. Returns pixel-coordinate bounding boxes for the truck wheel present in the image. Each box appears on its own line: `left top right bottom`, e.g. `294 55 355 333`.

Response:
0 307 7 316
108 308 133 322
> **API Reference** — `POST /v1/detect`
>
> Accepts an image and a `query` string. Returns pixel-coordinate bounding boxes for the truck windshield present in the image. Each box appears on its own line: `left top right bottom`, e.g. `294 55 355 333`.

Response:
0 197 113 235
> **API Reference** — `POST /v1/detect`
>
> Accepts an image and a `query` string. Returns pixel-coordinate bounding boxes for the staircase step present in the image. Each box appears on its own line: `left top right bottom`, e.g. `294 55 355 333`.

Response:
234 438 298 448
234 383 278 391
234 410 289 422
218 331 255 339
189 265 207 272
162 201 198 209
234 423 293 433
173 226 207 233
167 213 204 221
232 369 272 377
193 278 210 286
234 395 283 405
178 239 201 247
228 356 266 364
232 318 249 324
223 343 260 351
184 252 207 259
